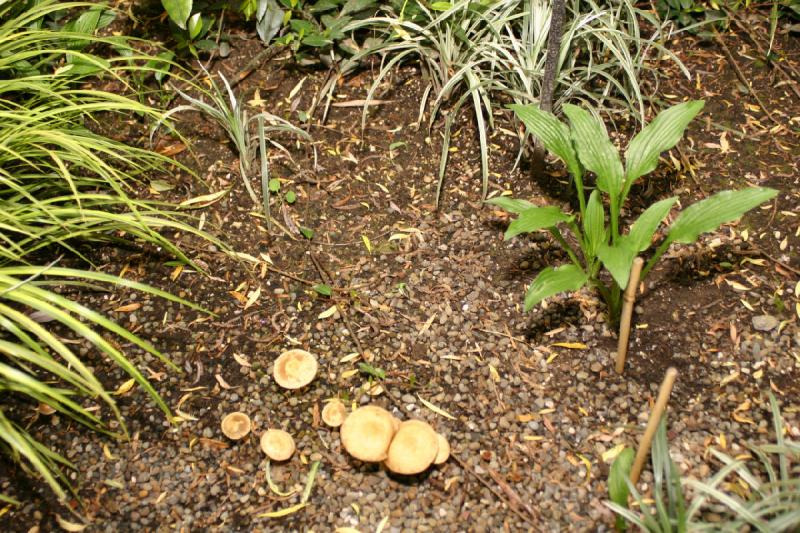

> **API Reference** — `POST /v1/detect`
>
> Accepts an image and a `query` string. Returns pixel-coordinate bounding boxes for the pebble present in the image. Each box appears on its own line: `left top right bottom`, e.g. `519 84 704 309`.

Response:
752 315 779 332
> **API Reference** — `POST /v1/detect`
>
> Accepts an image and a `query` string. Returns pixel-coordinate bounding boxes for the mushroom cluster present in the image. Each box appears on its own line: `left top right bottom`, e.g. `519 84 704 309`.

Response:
339 405 449 475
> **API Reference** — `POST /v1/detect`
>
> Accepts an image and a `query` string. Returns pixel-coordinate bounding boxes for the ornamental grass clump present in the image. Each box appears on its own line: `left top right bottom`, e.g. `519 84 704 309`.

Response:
0 0 218 502
488 100 777 322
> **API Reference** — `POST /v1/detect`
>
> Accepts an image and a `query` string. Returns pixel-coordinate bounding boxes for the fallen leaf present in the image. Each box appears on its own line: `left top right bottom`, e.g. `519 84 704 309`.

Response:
113 379 136 396
215 374 233 389
551 342 587 349
602 444 626 463
244 287 261 310
56 516 88 532
233 353 251 367
114 302 141 313
256 502 308 518
417 395 455 420
318 305 338 319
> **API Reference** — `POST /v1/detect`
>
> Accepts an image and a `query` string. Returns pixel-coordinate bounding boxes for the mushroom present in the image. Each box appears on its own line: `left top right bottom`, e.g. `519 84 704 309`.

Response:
260 429 295 461
384 420 439 475
390 415 401 433
433 433 450 465
340 405 396 462
220 412 251 440
322 399 347 428
273 349 318 389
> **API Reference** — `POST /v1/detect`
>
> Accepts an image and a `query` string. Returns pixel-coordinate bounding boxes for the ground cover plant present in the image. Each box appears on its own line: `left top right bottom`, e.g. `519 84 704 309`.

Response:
346 0 685 205
487 100 777 320
0 0 218 502
608 393 799 531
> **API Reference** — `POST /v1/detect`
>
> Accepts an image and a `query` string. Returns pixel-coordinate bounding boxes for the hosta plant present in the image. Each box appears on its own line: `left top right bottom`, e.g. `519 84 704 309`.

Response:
488 100 777 321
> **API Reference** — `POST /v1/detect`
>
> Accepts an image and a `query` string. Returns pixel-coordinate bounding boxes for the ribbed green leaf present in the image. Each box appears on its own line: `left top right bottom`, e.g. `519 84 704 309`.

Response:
162 0 193 29
609 448 635 531
505 206 573 240
668 188 778 244
597 237 637 289
583 190 606 257
485 196 535 214
563 104 624 199
628 197 677 251
625 100 705 186
509 104 583 179
524 264 588 311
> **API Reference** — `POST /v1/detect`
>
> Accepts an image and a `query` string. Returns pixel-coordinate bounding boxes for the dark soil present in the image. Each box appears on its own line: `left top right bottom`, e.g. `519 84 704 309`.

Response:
1 9 798 533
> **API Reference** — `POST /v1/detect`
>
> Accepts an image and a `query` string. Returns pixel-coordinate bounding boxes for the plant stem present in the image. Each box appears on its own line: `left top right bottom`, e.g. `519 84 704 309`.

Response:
641 238 673 281
549 227 582 270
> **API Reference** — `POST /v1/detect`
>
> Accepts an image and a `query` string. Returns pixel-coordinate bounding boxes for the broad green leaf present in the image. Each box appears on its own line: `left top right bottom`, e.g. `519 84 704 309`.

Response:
268 178 281 193
524 264 588 311
162 0 193 29
340 0 377 16
597 238 637 289
187 12 203 39
628 197 677 251
563 104 624 199
285 190 297 204
625 101 705 186
668 188 777 244
312 284 332 296
583 190 606 257
485 196 535 214
509 104 582 180
505 206 573 240
609 448 635 531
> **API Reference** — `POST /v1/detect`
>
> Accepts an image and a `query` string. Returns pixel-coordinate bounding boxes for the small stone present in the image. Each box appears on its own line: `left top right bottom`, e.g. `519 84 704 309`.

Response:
752 315 779 332
590 362 602 373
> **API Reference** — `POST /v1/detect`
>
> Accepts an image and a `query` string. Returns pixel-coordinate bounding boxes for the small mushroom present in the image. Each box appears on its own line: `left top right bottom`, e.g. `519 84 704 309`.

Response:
340 405 396 462
221 412 251 440
273 349 318 389
433 433 450 465
390 415 401 433
322 399 347 428
384 420 439 475
260 429 295 461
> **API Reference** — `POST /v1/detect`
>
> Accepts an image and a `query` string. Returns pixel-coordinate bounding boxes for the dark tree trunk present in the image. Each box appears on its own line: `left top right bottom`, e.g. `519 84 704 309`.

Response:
530 0 566 180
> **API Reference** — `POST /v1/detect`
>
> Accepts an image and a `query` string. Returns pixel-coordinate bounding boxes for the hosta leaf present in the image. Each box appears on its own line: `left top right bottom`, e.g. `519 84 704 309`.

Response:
524 264 588 311
668 188 777 244
505 206 573 240
162 0 193 29
509 104 582 180
485 196 535 214
598 237 637 289
628 197 677 251
583 190 606 257
563 104 624 200
625 100 705 186
608 448 635 531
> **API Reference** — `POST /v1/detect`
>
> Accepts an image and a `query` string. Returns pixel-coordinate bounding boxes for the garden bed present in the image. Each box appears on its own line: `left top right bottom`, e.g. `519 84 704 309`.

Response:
1 8 798 532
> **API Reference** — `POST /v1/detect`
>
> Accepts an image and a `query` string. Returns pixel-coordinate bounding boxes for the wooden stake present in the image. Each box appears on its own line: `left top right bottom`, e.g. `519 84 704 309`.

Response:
615 257 644 374
630 367 678 485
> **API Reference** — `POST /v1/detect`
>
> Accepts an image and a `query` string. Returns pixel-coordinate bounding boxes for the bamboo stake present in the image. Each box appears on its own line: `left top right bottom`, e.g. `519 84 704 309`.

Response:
630 367 678 485
615 257 644 374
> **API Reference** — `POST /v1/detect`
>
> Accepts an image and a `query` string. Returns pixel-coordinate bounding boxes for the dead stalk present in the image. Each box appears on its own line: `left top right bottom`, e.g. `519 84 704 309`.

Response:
630 367 678 485
615 257 644 374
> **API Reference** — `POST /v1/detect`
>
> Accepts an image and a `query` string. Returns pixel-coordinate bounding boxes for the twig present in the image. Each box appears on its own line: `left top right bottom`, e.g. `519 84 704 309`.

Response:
229 45 287 89
713 29 780 126
728 12 800 98
731 247 800 276
266 265 364 292
450 454 540 530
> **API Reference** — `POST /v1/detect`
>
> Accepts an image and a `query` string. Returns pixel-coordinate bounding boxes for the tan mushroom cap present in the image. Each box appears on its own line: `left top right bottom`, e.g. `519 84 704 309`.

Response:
260 429 295 461
340 405 396 462
273 349 318 389
322 399 347 428
221 412 251 440
433 433 450 465
384 420 439 475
